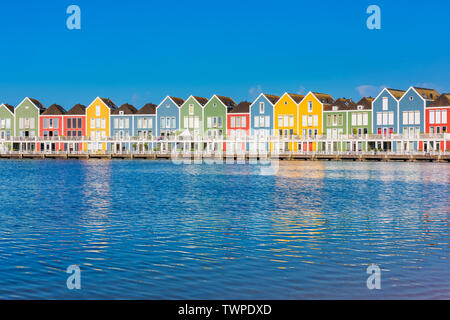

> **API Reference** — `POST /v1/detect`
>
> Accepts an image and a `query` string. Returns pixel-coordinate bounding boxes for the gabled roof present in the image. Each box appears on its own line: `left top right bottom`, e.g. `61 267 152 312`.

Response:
287 93 304 104
354 97 374 110
229 101 251 114
28 98 45 111
169 96 184 107
0 104 15 114
138 103 157 115
42 104 66 116
312 92 334 105
412 87 439 101
262 94 280 105
66 104 86 115
324 98 355 111
216 95 236 108
99 98 117 110
112 103 137 115
428 93 450 108
385 88 406 100
192 96 208 106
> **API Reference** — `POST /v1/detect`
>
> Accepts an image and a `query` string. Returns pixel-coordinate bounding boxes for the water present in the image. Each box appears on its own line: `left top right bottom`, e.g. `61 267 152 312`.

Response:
0 159 448 299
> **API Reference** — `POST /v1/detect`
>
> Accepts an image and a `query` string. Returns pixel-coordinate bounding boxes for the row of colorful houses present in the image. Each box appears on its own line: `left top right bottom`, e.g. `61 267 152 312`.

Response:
0 87 449 152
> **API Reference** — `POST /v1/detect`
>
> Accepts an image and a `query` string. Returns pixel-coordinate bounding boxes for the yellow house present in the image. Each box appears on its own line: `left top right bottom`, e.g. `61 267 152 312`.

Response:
274 93 304 152
298 92 334 151
85 97 117 151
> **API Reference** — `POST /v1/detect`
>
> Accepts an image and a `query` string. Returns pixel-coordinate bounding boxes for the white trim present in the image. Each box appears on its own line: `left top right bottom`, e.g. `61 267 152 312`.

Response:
0 104 14 116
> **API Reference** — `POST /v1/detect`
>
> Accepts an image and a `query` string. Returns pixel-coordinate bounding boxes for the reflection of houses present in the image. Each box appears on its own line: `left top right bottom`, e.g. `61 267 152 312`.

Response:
39 104 66 152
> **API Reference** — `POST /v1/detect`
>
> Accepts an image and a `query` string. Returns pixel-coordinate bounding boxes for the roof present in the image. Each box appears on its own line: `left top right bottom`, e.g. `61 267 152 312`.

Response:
99 98 117 110
138 103 157 115
216 95 236 108
287 93 304 104
385 88 406 100
66 104 86 115
262 94 280 105
324 98 355 111
42 104 66 115
312 92 334 105
28 98 46 112
229 101 251 114
1 104 15 114
428 93 450 108
112 103 137 115
169 96 184 107
413 87 439 101
193 96 208 106
354 97 374 110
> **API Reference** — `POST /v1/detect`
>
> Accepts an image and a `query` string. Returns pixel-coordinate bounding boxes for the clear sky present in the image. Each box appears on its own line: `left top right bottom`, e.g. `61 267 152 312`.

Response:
0 0 449 109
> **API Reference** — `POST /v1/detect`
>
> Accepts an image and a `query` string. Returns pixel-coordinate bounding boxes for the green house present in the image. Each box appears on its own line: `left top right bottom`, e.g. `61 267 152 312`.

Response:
347 97 374 151
179 95 208 136
15 97 45 138
0 104 15 152
203 95 236 138
322 98 354 151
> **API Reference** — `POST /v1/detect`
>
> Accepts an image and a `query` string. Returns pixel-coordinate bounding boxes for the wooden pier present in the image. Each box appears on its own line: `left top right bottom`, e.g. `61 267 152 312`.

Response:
0 152 449 162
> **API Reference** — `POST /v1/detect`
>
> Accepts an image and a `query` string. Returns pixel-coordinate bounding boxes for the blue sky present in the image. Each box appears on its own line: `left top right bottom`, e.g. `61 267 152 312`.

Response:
0 0 449 109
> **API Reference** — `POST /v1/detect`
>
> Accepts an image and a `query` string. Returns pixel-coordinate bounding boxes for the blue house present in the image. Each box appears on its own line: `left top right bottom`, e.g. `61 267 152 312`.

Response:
134 103 157 138
372 88 405 151
156 96 184 137
110 103 137 138
398 87 439 151
249 93 279 138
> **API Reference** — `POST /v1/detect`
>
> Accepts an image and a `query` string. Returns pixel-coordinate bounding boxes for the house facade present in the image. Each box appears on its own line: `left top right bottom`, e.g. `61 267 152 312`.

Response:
63 104 86 152
322 98 353 152
156 96 184 137
425 93 450 151
348 97 373 151
398 87 439 151
135 103 156 138
39 104 66 152
0 104 15 152
15 97 45 151
86 97 117 151
250 93 279 138
203 95 235 138
180 96 208 136
274 93 304 152
372 88 405 151
227 101 250 153
299 92 333 152
111 103 137 139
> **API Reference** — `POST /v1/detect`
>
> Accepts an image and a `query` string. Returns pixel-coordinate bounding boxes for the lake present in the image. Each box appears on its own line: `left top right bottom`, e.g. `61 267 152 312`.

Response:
0 159 448 299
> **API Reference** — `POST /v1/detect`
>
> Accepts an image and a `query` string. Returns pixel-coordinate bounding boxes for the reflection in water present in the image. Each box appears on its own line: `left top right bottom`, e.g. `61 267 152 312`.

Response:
0 160 448 299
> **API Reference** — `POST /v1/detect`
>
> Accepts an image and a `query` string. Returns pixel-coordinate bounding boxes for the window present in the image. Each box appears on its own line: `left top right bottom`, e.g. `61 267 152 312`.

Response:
313 115 318 126
442 110 447 124
78 118 82 129
43 118 48 129
66 118 71 129
308 101 313 112
259 102 264 114
357 113 362 126
289 115 294 127
166 118 170 128
363 113 368 126
302 115 307 126
236 117 241 128
265 116 269 127
430 111 435 124
307 115 313 126
96 105 100 116
90 118 95 129
382 97 388 110
242 117 246 128
161 117 166 129
49 118 53 129
171 117 176 129
101 118 106 129
352 114 356 126
217 116 222 128
283 115 288 127
414 111 420 125
55 118 59 129
277 116 282 127
189 104 194 115
254 116 259 128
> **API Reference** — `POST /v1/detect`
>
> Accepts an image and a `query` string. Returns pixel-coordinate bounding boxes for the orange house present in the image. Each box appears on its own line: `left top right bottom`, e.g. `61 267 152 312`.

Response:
273 93 304 152
298 92 334 151
85 97 117 151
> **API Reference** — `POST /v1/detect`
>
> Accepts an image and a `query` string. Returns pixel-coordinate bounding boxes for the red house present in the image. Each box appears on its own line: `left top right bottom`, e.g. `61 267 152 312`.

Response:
227 101 250 152
63 104 86 152
39 104 66 152
425 94 449 151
